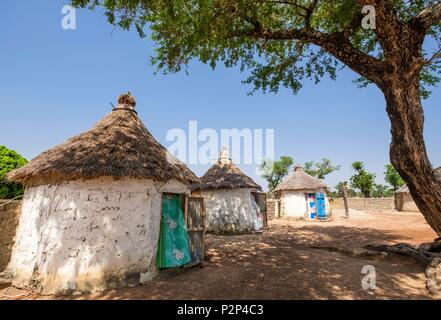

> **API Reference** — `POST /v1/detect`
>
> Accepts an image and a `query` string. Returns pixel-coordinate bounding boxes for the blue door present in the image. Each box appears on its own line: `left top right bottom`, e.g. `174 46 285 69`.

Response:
316 192 326 219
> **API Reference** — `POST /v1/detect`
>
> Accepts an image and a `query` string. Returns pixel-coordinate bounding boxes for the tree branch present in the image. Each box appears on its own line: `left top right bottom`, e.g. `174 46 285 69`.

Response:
358 1 405 62
425 46 441 65
412 2 441 32
268 0 308 12
242 26 385 85
304 0 318 29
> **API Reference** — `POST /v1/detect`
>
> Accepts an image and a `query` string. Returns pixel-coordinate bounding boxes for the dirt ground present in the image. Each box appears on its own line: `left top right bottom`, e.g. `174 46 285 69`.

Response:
1 209 438 300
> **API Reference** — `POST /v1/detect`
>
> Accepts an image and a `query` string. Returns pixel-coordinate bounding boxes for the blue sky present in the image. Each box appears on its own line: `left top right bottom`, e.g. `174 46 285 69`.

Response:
1 0 440 191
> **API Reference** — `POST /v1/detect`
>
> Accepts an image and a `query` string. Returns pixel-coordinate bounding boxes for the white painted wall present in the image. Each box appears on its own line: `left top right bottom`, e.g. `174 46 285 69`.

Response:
6 177 187 294
401 193 419 212
200 188 262 234
280 189 330 218
280 191 307 218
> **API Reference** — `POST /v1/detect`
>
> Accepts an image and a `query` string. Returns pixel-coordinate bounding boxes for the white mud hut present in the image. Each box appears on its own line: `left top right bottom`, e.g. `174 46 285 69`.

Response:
3 93 199 294
395 185 419 212
395 167 441 212
192 148 264 234
273 165 330 219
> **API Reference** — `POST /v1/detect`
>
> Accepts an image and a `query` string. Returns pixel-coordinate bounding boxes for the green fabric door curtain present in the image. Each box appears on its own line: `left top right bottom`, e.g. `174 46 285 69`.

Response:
156 194 191 269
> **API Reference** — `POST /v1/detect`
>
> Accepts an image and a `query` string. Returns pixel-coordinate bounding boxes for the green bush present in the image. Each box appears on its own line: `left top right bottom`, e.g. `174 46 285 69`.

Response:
0 146 27 199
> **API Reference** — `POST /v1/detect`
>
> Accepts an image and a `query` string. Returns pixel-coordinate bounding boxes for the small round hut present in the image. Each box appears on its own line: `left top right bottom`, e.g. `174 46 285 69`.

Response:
395 167 441 212
273 165 330 219
192 148 264 234
3 93 199 294
394 185 419 212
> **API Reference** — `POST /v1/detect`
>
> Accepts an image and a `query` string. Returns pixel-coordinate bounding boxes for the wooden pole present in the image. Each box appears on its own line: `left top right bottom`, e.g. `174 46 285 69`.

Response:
343 182 350 218
184 195 189 225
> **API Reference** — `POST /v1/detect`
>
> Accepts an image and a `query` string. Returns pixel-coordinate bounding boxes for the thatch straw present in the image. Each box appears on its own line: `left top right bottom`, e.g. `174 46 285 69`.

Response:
117 92 136 108
7 93 199 187
395 185 410 194
273 164 328 193
192 148 261 191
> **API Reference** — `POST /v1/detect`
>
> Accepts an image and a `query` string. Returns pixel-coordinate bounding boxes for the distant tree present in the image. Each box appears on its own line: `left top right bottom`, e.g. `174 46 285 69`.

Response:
350 161 376 198
372 184 393 198
304 161 316 177
304 158 341 179
260 156 293 192
335 181 357 198
384 164 405 191
0 146 27 199
334 182 345 198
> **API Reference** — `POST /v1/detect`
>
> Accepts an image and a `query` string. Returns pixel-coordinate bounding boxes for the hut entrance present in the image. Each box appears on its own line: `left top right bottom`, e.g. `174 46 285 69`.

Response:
306 193 327 220
316 192 326 219
306 193 316 219
185 196 206 265
157 194 191 269
157 194 206 269
252 192 268 228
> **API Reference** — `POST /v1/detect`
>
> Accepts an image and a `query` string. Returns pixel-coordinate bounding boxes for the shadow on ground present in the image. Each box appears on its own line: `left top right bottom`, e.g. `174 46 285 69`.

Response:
60 222 431 300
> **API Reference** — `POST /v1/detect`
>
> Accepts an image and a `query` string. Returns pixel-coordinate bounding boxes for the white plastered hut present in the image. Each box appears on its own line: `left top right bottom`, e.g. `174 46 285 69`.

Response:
192 148 264 234
395 167 441 212
273 165 330 219
3 93 199 294
394 185 419 212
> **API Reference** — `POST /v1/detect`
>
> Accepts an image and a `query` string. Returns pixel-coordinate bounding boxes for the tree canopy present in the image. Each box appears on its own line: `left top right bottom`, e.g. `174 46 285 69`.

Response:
304 158 341 179
72 0 441 97
0 146 27 199
372 183 393 197
260 156 293 192
349 161 376 197
334 181 357 198
384 163 405 191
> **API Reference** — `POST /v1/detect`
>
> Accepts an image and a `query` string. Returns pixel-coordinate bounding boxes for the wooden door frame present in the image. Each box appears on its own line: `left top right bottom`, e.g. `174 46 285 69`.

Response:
184 195 206 266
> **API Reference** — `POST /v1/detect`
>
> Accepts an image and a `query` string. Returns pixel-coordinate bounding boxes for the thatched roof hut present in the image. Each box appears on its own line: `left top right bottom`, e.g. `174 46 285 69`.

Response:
395 185 410 194
273 165 328 193
395 167 441 212
7 93 198 186
273 165 330 219
192 148 264 234
192 148 261 192
4 93 200 295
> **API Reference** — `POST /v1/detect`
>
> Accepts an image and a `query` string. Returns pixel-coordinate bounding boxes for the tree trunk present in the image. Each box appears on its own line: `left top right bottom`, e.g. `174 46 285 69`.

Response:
382 76 441 236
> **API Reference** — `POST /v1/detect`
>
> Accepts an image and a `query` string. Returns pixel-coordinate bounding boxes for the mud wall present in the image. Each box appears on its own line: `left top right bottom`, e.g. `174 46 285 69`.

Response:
0 200 22 271
266 199 279 219
330 197 395 211
6 177 188 295
201 188 258 234
395 193 419 212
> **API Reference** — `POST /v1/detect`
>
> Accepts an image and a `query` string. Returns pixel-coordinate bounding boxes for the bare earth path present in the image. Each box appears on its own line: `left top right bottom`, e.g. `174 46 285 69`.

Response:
1 210 438 300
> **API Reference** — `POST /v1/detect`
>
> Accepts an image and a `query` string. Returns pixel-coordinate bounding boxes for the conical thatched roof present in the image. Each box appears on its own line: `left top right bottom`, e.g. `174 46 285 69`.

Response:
395 185 410 193
7 93 199 187
273 164 328 193
395 167 441 194
192 147 261 191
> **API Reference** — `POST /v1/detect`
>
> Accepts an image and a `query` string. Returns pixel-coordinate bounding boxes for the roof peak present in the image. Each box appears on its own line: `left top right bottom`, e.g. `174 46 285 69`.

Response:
7 94 200 187
218 146 232 165
193 149 261 191
273 163 328 192
116 92 136 110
